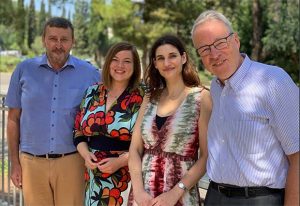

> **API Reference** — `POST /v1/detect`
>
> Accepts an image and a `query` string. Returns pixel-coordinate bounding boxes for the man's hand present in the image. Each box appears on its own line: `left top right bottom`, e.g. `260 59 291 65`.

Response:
11 161 22 189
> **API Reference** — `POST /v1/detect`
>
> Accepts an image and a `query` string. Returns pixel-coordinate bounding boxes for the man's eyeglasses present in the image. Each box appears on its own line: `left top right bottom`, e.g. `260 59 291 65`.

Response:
196 33 234 57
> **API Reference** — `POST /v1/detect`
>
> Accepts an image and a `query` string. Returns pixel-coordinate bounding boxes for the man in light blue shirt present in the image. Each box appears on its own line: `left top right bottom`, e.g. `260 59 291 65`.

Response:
5 17 100 205
192 10 299 206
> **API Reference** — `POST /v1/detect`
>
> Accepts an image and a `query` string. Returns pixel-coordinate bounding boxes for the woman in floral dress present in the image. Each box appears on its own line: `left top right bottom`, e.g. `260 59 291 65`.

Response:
74 42 144 206
128 35 212 206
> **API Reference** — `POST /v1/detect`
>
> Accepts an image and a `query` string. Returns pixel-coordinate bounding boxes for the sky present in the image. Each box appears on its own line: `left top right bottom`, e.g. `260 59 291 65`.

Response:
24 0 75 18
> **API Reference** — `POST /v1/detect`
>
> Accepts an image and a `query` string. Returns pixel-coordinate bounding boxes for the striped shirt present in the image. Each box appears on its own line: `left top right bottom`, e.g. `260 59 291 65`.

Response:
207 54 299 188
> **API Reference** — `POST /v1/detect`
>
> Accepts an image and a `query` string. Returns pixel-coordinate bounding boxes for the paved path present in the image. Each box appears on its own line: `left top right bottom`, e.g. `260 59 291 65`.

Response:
0 73 11 95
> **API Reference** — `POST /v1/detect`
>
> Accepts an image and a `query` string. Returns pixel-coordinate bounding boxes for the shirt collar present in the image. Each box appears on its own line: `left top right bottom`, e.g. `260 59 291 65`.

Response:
39 54 75 70
226 53 252 92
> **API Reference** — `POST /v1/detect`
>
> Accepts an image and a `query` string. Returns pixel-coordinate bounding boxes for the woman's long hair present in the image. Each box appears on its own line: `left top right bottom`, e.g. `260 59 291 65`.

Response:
145 34 201 102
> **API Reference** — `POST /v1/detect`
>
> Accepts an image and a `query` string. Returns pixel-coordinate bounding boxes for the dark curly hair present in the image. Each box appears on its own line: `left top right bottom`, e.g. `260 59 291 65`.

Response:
145 34 201 102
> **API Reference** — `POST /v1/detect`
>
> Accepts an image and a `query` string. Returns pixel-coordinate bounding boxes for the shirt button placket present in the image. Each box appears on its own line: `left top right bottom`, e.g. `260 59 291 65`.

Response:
50 71 59 152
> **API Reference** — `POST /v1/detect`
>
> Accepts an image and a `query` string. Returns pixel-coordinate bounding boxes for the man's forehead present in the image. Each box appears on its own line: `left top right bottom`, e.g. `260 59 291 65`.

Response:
45 26 72 35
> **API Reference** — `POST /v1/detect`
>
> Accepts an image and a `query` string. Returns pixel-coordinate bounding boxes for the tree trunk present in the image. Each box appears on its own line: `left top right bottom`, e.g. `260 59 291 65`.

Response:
251 0 263 61
95 49 102 69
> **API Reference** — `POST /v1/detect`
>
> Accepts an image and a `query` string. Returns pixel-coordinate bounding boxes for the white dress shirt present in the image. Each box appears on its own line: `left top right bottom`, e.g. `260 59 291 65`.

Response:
207 54 299 188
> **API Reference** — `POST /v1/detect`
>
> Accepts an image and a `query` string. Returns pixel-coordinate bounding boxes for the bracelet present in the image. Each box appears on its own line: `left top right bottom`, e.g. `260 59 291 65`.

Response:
178 181 188 191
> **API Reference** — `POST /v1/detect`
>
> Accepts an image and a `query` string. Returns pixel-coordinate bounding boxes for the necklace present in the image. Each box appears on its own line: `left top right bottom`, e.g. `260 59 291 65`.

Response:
166 87 186 100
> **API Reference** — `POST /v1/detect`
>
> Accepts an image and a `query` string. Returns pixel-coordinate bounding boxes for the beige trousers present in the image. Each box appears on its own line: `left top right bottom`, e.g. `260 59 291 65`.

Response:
20 152 85 206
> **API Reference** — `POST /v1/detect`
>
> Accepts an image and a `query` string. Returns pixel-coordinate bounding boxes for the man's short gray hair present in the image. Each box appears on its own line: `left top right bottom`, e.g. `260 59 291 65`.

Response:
191 10 234 36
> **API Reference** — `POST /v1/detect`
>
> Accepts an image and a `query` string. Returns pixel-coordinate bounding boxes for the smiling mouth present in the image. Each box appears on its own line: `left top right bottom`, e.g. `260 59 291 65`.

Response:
114 70 125 74
163 67 174 71
213 59 226 67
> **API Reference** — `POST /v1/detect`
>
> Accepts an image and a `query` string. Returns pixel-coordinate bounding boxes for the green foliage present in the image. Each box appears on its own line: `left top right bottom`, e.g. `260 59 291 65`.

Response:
0 159 9 174
0 0 298 84
0 0 14 25
15 0 26 52
199 70 213 87
87 0 111 66
37 0 47 36
231 0 252 55
48 0 52 17
0 25 18 50
262 0 299 83
73 0 91 56
61 6 66 18
0 56 22 72
49 0 73 5
31 36 44 56
27 0 37 49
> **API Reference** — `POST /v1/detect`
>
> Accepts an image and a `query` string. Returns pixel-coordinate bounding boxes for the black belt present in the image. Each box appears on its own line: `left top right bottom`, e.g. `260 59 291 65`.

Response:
210 181 284 198
23 151 77 159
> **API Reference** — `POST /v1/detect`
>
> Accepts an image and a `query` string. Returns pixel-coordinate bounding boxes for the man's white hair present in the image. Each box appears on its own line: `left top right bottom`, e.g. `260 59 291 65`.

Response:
191 10 234 37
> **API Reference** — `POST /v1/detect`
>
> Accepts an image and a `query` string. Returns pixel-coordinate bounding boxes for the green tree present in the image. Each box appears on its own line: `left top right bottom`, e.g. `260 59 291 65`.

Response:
49 0 73 7
232 0 252 56
262 0 299 83
251 0 263 60
0 0 15 51
61 5 66 18
0 0 14 26
37 0 47 36
87 0 113 66
31 36 44 56
15 0 26 52
47 0 52 18
142 0 206 69
27 0 36 49
73 0 90 57
67 10 71 20
0 25 17 50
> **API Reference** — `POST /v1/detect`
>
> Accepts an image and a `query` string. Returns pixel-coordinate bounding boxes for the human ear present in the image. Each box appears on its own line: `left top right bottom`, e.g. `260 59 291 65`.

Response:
182 52 187 64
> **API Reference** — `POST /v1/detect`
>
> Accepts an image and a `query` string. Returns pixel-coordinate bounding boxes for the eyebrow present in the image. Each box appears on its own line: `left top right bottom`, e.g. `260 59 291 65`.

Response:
156 52 178 57
113 56 132 60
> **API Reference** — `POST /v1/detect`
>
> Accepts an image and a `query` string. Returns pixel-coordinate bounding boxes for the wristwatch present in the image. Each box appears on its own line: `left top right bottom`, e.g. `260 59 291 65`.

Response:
178 181 188 191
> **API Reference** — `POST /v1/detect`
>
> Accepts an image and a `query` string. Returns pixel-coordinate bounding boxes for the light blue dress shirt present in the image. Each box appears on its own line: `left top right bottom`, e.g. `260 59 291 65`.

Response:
207 54 299 188
5 54 100 155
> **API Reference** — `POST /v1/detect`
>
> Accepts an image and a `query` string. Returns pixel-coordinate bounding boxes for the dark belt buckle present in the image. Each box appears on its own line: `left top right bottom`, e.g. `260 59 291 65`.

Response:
45 153 64 159
217 185 228 195
217 185 225 193
218 185 232 197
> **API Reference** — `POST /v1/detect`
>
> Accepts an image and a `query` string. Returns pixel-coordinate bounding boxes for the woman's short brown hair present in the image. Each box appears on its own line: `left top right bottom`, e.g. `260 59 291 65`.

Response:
102 42 141 90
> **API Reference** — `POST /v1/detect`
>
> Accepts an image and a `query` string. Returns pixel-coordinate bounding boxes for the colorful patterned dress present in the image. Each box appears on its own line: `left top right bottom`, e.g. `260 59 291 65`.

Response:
74 83 144 206
129 87 203 206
